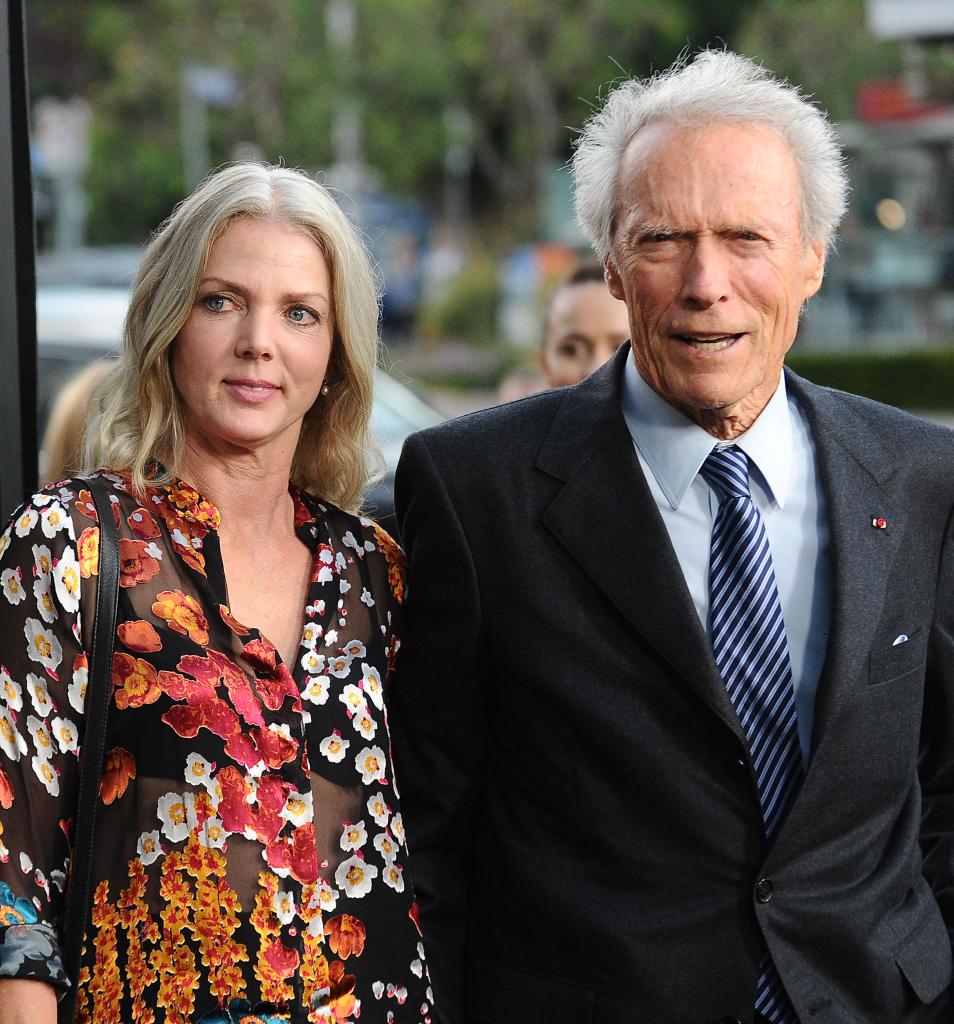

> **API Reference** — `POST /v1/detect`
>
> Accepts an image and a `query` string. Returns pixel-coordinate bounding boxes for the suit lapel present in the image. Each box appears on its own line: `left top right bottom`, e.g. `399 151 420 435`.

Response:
784 372 905 766
537 348 746 742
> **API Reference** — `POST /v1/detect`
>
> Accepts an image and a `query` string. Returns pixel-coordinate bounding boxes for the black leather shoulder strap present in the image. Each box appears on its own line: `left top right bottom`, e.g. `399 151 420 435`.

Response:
60 475 120 1022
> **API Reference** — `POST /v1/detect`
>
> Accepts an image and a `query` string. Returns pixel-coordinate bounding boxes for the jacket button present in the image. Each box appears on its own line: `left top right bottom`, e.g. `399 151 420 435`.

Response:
755 877 774 903
731 756 747 776
716 1018 742 1024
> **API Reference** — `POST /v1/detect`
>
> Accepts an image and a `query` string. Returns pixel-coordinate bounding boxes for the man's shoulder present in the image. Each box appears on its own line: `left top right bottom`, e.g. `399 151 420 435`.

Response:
407 387 569 463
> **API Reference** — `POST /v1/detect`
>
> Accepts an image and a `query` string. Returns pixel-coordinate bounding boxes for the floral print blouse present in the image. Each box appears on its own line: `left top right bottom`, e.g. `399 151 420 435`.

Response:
0 471 433 1024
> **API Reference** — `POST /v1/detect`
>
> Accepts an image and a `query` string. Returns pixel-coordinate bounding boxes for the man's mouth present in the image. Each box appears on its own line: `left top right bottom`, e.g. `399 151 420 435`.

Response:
671 332 744 351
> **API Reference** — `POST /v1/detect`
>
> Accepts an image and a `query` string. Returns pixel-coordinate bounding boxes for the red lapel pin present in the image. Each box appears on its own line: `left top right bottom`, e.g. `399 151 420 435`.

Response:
871 516 887 529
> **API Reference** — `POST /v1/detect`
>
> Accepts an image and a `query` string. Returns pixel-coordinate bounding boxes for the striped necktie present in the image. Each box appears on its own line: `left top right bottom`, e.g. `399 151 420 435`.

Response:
700 445 802 1024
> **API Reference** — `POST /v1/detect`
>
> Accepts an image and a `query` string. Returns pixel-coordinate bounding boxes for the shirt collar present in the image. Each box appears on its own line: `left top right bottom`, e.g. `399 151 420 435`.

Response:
620 353 793 510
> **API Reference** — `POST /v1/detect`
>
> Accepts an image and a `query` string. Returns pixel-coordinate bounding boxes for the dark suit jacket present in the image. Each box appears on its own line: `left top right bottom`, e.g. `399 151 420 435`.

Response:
391 346 954 1024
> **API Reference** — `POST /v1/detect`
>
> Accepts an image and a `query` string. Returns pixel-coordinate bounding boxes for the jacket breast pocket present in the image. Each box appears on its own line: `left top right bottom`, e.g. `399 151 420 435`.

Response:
868 626 928 686
464 954 595 1024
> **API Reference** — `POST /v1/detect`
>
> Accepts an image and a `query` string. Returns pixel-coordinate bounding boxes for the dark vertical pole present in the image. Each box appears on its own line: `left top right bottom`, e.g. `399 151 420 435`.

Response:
0 0 37 517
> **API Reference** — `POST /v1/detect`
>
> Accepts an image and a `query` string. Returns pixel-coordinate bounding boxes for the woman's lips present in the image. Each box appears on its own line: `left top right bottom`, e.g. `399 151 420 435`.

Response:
223 379 281 403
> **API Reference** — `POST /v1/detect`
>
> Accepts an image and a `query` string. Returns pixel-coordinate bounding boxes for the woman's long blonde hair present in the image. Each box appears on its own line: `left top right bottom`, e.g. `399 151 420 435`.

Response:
85 163 381 511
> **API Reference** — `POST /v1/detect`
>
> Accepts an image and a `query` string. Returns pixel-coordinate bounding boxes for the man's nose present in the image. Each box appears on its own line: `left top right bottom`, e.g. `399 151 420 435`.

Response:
235 307 274 359
678 238 731 308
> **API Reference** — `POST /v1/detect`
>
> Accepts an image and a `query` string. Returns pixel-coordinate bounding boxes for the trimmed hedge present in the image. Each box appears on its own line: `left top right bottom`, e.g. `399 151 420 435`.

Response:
787 349 954 411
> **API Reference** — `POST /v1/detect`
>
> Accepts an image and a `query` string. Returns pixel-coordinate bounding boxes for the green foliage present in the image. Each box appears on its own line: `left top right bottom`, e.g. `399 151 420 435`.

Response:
788 348 954 410
419 254 500 346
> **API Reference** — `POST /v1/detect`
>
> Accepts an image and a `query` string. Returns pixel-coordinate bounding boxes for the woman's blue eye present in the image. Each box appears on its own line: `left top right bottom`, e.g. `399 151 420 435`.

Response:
288 306 316 324
205 295 227 311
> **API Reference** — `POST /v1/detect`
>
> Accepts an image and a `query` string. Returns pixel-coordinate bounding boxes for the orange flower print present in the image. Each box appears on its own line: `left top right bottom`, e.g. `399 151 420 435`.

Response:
152 591 210 645
323 961 358 1021
112 652 162 710
371 522 406 604
219 604 250 636
100 748 136 804
163 479 221 528
0 765 13 809
119 538 161 588
126 506 160 540
77 526 99 579
323 914 366 959
73 489 98 521
117 619 163 653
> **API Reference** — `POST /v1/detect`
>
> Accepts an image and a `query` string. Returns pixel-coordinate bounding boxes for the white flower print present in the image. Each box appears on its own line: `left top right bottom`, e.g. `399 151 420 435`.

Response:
143 542 163 560
390 813 405 845
1 568 26 606
19 851 33 873
14 508 38 538
328 653 352 679
26 674 53 718
137 830 163 866
0 528 10 560
50 715 79 754
355 745 387 786
39 503 68 539
342 640 366 659
373 832 398 863
272 889 297 925
31 544 52 580
26 715 54 759
24 618 62 673
334 854 378 898
281 788 313 827
199 817 227 849
184 753 213 787
372 981 385 1000
367 791 390 828
317 877 338 913
353 709 377 741
339 683 366 716
361 664 384 711
52 548 81 614
342 531 365 555
360 588 375 607
68 661 87 713
301 622 322 648
339 579 352 596
319 730 350 764
0 706 27 760
335 552 348 572
157 791 197 843
301 674 330 706
381 861 405 893
32 579 56 624
410 958 424 979
31 755 59 796
324 629 338 646
0 671 23 712
340 820 368 852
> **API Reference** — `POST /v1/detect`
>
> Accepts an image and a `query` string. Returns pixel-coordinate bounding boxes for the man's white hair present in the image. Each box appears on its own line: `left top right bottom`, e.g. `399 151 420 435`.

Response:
572 50 849 262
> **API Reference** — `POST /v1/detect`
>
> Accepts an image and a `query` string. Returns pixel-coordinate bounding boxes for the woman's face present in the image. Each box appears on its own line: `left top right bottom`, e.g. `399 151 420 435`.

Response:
172 216 335 467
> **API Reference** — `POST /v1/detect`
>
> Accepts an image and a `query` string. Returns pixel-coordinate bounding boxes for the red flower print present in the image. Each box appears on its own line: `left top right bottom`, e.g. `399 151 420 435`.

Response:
73 489 98 521
161 703 205 739
112 653 162 710
126 506 161 540
219 605 250 636
0 765 13 809
262 938 299 981
100 748 136 804
176 651 264 727
292 489 313 527
408 901 423 936
324 914 366 959
265 822 319 883
119 538 161 588
117 619 163 653
250 725 298 769
152 591 210 646
216 767 253 835
157 669 216 704
77 527 99 579
241 639 299 711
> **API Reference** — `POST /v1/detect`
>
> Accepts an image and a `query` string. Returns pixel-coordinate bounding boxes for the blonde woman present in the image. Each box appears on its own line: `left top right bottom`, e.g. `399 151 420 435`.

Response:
0 164 432 1024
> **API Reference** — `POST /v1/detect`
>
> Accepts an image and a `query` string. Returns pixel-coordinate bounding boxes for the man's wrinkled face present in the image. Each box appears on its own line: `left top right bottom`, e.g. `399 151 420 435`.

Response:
605 121 825 438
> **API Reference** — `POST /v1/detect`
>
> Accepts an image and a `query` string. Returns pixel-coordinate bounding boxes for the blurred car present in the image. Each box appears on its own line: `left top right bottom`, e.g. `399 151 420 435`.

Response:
36 283 442 535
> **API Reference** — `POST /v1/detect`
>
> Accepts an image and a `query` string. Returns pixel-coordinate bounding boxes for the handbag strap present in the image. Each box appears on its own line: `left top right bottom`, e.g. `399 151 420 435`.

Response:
60 475 120 1022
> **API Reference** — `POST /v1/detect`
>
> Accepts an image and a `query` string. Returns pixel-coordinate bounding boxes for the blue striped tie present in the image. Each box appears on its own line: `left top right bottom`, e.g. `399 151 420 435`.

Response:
701 446 802 1024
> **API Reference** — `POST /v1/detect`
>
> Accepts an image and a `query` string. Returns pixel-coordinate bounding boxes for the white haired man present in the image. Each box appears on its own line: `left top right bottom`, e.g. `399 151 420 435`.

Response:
392 51 954 1023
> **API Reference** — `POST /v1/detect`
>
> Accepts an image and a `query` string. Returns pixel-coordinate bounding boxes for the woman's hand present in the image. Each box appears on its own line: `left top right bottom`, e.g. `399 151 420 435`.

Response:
0 977 58 1023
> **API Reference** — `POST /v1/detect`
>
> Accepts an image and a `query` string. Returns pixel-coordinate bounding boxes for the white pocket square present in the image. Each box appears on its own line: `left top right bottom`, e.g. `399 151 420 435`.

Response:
892 634 909 647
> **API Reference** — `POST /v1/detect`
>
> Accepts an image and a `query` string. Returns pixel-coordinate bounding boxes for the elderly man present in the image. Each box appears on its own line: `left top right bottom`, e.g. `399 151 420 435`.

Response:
392 51 954 1024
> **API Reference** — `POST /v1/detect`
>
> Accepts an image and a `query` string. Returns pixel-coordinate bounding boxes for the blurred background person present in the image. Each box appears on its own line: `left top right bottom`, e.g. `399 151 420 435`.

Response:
539 263 630 388
39 358 113 483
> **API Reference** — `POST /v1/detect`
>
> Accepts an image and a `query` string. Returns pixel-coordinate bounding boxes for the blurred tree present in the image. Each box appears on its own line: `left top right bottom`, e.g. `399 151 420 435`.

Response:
28 0 760 246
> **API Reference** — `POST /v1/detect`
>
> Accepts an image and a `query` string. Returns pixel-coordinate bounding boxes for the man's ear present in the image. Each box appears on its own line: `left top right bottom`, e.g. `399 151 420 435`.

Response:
801 241 826 301
604 258 625 301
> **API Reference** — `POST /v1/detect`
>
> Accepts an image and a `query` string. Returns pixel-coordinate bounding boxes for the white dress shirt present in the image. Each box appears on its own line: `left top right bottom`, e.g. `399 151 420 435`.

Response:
620 356 831 763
